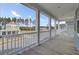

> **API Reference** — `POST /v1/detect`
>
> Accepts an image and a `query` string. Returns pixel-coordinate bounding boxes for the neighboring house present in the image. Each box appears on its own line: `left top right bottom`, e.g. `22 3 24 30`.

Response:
6 22 19 31
0 20 35 36
0 22 19 36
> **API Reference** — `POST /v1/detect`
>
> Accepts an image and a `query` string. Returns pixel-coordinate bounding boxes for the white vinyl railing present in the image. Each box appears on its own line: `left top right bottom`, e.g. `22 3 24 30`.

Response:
0 31 49 55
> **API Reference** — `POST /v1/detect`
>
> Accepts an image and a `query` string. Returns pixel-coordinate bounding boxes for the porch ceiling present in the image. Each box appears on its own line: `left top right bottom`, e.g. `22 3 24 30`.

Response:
35 3 79 21
23 3 79 21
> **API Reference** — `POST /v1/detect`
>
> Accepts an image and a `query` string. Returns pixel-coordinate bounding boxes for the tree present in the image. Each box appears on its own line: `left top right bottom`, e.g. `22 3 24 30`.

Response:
12 17 17 23
4 17 11 23
20 18 24 23
32 19 36 26
18 18 24 23
7 17 11 23
0 17 3 22
25 18 28 26
0 17 11 23
29 18 32 27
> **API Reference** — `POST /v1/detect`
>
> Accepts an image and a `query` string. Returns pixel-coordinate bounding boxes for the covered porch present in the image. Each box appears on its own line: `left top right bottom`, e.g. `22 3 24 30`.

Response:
0 3 79 55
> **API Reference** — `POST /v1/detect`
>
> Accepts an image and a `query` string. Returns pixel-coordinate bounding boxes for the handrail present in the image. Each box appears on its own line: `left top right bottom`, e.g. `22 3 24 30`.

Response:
0 30 49 37
0 30 50 54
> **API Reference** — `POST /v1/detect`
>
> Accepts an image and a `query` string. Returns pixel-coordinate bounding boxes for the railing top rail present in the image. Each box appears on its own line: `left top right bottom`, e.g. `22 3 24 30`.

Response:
0 30 49 37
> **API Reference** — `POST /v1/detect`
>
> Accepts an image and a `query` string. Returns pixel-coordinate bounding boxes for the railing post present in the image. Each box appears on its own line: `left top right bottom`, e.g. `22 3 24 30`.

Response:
36 9 40 45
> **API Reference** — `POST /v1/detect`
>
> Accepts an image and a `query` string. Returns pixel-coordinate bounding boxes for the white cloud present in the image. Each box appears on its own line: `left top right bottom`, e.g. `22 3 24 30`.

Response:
11 10 21 17
15 3 19 5
29 16 31 18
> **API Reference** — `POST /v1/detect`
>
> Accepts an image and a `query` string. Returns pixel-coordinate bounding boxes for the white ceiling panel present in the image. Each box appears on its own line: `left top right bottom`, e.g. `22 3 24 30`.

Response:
37 3 79 20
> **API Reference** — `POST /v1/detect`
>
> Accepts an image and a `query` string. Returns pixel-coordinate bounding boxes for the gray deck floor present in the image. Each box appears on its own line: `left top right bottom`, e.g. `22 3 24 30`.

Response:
21 31 79 55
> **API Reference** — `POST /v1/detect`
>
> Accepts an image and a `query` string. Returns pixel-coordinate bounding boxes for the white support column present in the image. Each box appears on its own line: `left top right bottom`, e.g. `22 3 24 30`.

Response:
58 21 60 30
49 16 51 40
54 20 56 39
75 6 79 50
36 9 40 45
65 22 68 32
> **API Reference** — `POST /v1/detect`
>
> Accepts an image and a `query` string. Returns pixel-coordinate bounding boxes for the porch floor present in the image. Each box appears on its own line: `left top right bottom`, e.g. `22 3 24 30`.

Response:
21 31 79 55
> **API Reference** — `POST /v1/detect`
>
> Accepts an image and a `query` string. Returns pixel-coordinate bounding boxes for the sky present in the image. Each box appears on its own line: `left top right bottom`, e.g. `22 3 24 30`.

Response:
0 3 36 19
0 3 56 26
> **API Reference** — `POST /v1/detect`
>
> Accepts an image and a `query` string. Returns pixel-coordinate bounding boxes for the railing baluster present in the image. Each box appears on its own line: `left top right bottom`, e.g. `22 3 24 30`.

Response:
30 34 32 44
11 36 13 50
2 36 4 54
14 35 16 51
25 34 27 47
29 34 31 45
31 34 32 44
21 35 23 48
20 35 22 49
18 35 19 49
0 32 38 54
23 35 24 48
30 32 31 44
6 36 8 54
